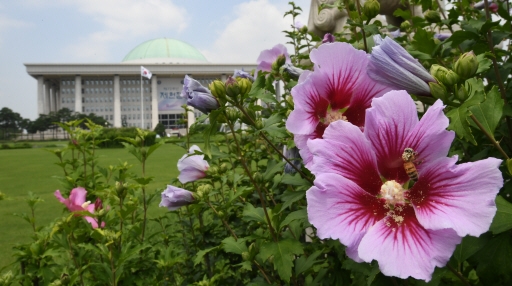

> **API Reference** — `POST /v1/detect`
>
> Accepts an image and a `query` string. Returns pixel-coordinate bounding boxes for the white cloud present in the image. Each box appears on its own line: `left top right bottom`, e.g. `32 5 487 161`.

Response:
60 0 188 61
201 0 308 63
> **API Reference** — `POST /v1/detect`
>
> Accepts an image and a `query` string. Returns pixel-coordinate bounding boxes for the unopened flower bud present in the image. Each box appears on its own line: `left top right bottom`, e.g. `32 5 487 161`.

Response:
456 85 469 102
254 120 264 130
424 10 441 23
281 63 304 80
400 21 411 31
225 76 240 100
430 64 459 86
285 95 294 108
94 198 103 211
271 54 287 72
363 0 380 20
206 166 219 176
453 51 479 80
219 163 228 173
429 82 449 102
209 80 227 105
242 251 251 261
237 78 252 96
226 107 240 122
300 25 308 33
253 172 263 184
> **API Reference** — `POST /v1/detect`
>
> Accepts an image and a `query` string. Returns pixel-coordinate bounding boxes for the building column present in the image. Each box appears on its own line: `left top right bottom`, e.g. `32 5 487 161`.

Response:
151 75 158 130
56 89 61 111
50 86 57 112
37 76 44 115
44 81 51 114
221 74 227 81
114 75 121 127
74 75 82 113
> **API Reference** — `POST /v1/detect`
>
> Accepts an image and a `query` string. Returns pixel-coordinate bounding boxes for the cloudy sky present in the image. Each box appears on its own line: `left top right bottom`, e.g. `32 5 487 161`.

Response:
0 0 310 119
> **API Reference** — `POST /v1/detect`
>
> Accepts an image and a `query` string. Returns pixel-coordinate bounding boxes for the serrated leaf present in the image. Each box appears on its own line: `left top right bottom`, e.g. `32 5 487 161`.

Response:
242 203 269 224
263 160 286 181
468 86 503 140
194 246 218 266
280 209 307 230
490 196 512 234
280 189 305 210
294 250 323 276
261 124 288 138
222 237 247 254
259 239 304 282
281 173 310 186
476 53 492 74
412 29 437 55
472 232 512 284
447 107 476 145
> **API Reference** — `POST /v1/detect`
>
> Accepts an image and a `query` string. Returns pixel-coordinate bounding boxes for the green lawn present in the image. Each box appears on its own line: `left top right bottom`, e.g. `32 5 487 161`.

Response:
0 143 189 270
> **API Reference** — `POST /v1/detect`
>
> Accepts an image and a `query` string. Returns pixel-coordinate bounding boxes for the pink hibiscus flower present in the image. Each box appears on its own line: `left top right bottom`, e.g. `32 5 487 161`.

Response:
256 44 291 74
177 145 209 184
55 187 104 229
306 91 503 281
286 42 391 167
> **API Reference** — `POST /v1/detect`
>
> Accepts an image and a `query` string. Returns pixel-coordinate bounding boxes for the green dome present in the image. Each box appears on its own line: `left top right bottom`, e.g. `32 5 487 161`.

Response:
122 38 208 64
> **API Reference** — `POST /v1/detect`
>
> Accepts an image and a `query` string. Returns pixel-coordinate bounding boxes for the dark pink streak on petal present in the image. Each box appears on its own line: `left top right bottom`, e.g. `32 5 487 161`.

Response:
307 173 386 249
410 157 502 237
345 79 391 127
365 91 419 183
358 205 461 281
308 120 382 195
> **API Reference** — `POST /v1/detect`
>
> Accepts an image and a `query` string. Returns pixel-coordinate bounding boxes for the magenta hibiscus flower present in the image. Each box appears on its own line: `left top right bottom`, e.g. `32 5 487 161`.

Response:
286 42 391 167
177 145 209 184
55 187 104 229
306 91 503 281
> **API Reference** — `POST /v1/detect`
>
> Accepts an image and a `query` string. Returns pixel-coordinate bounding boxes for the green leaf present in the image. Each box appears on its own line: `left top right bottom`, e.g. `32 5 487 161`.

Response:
342 259 380 285
446 31 479 48
194 246 218 266
454 234 490 263
468 86 503 140
490 196 512 234
281 173 311 186
294 250 323 276
412 29 437 55
222 237 247 254
263 160 286 181
507 159 512 176
476 53 493 74
260 124 288 138
280 189 306 210
472 232 512 284
203 110 221 158
258 239 304 282
393 8 410 20
280 209 307 230
263 114 284 128
242 203 269 224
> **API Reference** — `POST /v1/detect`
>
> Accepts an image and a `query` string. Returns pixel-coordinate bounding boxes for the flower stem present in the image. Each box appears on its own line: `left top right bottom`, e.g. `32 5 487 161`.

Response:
224 114 278 242
447 264 471 286
354 0 368 53
206 200 238 240
470 114 510 159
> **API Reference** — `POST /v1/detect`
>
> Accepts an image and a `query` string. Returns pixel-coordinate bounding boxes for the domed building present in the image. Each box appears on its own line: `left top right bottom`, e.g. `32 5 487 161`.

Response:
25 38 256 130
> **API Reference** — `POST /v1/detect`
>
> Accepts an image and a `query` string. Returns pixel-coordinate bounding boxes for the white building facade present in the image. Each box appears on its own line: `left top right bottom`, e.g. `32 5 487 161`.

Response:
25 38 256 130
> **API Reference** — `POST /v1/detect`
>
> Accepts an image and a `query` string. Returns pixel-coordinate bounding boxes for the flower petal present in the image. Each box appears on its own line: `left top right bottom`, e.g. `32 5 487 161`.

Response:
307 173 387 249
294 134 316 169
403 99 454 166
344 79 391 127
364 90 418 183
410 157 503 237
308 120 382 195
178 167 207 184
69 187 87 206
358 210 461 281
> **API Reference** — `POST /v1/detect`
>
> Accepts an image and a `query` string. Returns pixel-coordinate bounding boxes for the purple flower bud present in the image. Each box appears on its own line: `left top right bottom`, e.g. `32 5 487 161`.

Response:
282 63 304 79
159 185 194 211
283 146 302 174
181 75 220 114
368 36 436 96
294 20 304 29
434 33 451 41
233 69 254 81
322 33 335 43
390 29 401 38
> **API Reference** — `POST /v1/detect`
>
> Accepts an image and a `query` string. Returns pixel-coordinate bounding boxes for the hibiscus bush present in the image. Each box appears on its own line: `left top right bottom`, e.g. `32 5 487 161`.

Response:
4 0 512 285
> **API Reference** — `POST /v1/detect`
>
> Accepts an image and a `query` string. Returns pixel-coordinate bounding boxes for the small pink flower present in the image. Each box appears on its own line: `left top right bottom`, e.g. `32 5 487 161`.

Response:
177 145 209 184
55 187 104 228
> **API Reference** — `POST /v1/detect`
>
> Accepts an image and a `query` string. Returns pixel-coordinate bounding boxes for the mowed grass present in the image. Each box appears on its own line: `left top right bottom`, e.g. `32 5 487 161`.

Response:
0 142 190 269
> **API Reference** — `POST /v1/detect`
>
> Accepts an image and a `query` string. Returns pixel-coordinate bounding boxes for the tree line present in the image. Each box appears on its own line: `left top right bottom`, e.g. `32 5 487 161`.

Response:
0 107 107 140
